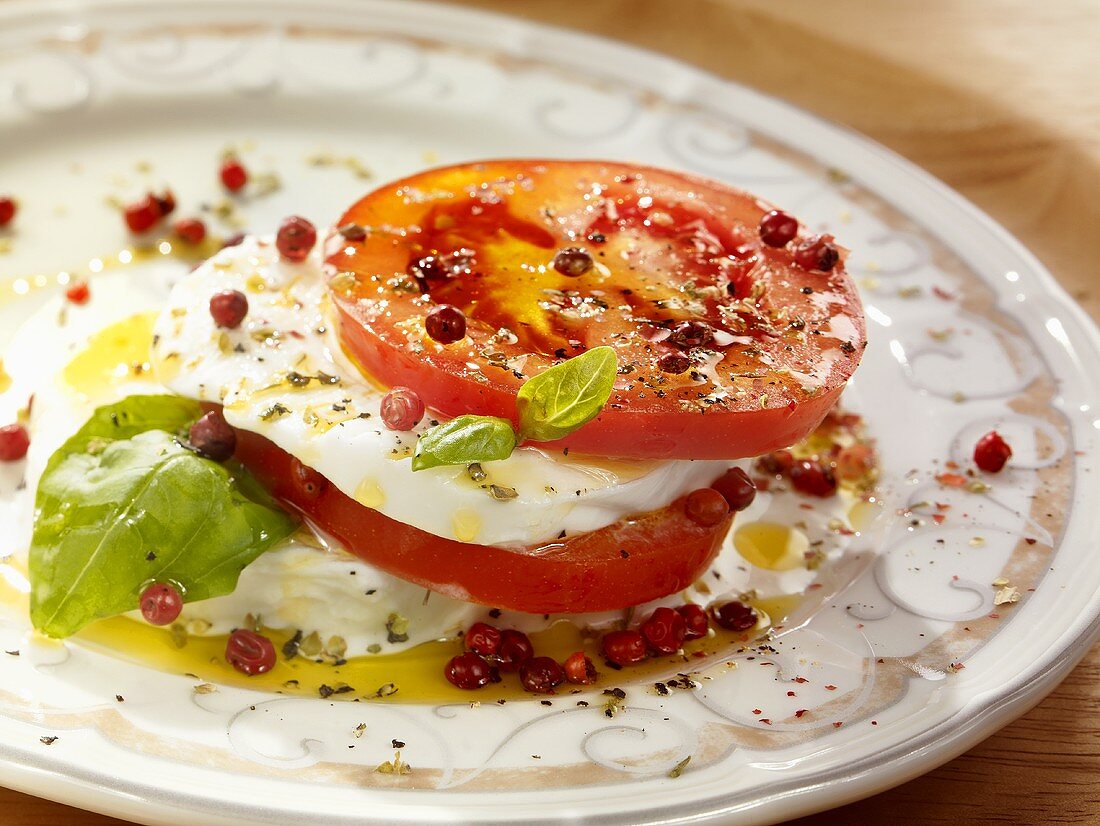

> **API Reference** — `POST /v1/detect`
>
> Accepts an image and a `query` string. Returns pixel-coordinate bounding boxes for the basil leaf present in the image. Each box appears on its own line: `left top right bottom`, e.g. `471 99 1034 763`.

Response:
29 395 297 638
516 346 618 442
411 415 516 471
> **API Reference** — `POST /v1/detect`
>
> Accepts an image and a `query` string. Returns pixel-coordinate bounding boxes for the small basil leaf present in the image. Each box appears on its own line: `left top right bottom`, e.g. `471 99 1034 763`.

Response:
517 346 618 442
29 395 298 638
411 415 517 471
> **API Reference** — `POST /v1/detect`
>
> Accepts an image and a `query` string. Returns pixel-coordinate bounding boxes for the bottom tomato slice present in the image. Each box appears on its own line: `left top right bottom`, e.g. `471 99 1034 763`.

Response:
231 427 733 614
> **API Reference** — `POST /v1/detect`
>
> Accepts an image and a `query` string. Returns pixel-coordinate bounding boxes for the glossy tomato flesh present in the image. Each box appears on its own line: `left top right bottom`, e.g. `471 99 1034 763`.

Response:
232 425 733 614
327 160 866 459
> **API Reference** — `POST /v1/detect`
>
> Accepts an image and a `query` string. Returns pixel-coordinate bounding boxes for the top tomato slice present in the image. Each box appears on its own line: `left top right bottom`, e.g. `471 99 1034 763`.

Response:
327 160 866 459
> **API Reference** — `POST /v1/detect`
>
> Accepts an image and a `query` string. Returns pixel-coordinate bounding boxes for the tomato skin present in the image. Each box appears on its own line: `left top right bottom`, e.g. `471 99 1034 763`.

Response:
327 160 865 460
336 305 843 459
230 425 733 614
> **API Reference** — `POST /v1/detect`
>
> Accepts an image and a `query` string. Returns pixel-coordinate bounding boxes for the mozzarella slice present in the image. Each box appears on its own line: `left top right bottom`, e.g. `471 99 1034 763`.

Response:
151 236 728 547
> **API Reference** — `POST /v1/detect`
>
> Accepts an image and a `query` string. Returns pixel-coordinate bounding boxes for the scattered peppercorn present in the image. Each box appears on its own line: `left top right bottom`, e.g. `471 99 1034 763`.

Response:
275 215 317 262
425 304 466 344
123 195 161 234
64 281 90 305
495 629 534 672
677 604 709 640
710 467 757 512
0 423 30 462
445 652 496 690
668 320 714 349
793 234 840 272
226 628 276 675
657 352 691 374
0 195 17 227
684 487 730 527
209 289 248 329
464 622 502 657
601 629 648 667
220 157 248 192
520 656 565 694
974 430 1012 473
711 600 758 632
789 459 837 497
563 651 598 685
380 386 425 431
835 444 874 481
552 247 593 277
174 218 207 245
640 606 687 655
758 209 798 247
189 409 237 462
153 189 176 218
139 582 183 626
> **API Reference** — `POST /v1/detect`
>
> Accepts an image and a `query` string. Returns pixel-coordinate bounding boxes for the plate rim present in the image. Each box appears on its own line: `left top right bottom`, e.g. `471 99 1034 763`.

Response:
1 0 1099 823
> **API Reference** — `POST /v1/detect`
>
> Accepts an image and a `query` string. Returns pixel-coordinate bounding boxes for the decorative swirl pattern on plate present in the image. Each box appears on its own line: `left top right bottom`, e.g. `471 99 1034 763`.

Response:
580 708 698 776
533 88 640 141
892 322 1041 400
8 51 94 114
851 231 931 277
104 29 254 83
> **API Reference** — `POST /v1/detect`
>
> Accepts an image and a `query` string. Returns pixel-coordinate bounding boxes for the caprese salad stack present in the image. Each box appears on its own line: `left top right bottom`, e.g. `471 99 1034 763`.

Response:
20 160 866 693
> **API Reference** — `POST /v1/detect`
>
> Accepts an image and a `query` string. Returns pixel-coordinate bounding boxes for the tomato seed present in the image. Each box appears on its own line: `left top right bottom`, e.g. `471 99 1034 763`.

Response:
290 458 328 500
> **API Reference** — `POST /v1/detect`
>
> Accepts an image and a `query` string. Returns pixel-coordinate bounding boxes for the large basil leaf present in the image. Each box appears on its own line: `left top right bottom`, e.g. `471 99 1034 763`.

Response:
516 346 618 442
29 395 297 638
411 415 516 471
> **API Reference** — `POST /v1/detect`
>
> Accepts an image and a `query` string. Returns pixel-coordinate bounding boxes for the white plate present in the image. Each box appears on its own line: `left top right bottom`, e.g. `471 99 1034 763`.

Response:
1 1 1098 823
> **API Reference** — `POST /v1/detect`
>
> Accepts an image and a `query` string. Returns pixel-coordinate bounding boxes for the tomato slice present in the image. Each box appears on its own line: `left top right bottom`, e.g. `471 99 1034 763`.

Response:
327 160 866 460
232 426 732 614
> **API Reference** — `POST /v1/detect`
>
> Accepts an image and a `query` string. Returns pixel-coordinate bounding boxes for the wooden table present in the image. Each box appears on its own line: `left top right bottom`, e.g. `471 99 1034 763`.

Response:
4 1 1099 823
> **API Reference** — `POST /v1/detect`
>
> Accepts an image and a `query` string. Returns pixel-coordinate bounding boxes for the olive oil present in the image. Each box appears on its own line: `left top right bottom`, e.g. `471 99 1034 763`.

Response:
61 312 158 398
733 521 809 571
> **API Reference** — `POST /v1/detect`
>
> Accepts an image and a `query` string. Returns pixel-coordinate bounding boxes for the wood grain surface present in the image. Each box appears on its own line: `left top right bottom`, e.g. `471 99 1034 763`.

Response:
3 1 1099 823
